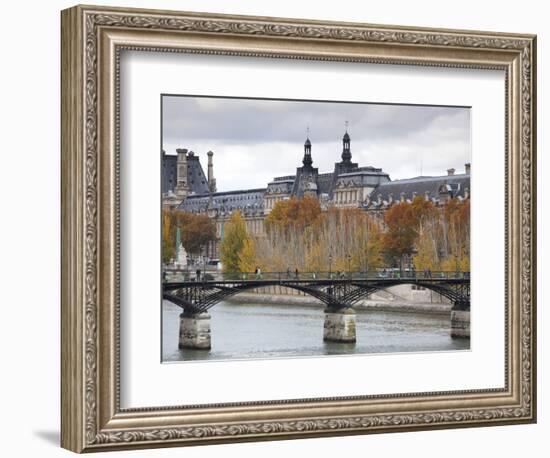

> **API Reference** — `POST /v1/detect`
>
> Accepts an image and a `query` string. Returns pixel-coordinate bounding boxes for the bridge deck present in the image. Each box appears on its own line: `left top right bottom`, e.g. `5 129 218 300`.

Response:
162 271 470 315
164 271 469 288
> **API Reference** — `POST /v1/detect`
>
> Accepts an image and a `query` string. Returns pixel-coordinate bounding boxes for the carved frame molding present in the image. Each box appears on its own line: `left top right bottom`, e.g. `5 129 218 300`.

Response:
61 5 536 452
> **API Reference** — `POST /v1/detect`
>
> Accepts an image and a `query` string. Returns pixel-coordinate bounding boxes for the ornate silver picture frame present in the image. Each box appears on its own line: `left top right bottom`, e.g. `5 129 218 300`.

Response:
61 4 536 453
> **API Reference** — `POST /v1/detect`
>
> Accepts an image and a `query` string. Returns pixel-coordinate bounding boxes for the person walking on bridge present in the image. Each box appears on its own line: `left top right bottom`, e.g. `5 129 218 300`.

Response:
255 266 262 280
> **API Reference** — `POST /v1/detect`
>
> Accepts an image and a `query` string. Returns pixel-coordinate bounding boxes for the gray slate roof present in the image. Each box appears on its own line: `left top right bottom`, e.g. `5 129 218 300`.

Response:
186 155 210 195
179 188 266 216
369 173 470 204
317 173 334 195
162 152 210 196
161 154 177 194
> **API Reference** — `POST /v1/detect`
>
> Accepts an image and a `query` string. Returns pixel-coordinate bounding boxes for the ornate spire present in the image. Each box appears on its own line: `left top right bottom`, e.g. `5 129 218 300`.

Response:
303 127 313 167
341 121 351 163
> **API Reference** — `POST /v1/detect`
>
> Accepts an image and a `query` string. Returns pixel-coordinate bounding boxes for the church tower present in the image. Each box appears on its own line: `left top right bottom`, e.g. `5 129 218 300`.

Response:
292 130 319 198
302 135 313 168
341 124 352 164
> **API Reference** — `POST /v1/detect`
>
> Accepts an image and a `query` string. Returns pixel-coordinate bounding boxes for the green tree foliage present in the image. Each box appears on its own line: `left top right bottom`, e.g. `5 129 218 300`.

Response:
220 211 248 273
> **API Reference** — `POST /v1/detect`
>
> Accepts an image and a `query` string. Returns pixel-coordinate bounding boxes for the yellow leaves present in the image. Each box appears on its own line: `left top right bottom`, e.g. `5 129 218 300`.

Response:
238 236 257 273
413 227 439 272
265 196 322 233
162 209 177 263
161 209 216 262
382 202 418 260
380 198 470 271
220 211 248 273
261 205 383 273
305 240 325 272
164 196 470 274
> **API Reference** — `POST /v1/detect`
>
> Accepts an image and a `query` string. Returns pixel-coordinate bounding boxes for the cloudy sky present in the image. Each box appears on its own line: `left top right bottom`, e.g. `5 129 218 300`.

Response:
162 95 471 192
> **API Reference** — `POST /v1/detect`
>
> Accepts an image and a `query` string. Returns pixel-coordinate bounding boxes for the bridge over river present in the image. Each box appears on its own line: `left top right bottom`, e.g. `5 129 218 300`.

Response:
163 270 470 350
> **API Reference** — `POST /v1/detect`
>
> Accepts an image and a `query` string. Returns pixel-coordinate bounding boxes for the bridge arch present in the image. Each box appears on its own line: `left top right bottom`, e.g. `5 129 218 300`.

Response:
163 278 469 315
164 281 339 315
345 281 468 306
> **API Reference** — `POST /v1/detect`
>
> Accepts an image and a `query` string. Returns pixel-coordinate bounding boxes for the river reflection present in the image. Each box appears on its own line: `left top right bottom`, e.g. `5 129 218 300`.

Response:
162 300 469 362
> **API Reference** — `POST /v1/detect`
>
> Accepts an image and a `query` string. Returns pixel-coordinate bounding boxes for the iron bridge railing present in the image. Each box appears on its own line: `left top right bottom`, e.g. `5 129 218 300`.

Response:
163 270 470 283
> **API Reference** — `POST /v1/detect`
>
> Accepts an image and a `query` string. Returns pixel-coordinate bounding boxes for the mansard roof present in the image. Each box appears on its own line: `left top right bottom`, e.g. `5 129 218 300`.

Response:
367 173 470 207
316 173 334 195
161 154 177 194
161 152 210 196
178 188 266 216
186 154 210 195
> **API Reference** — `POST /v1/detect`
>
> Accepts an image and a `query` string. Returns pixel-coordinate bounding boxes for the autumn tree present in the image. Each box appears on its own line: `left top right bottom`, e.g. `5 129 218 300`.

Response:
305 238 325 273
441 199 470 271
381 202 418 268
265 196 322 233
161 210 216 262
220 211 248 273
238 236 258 273
257 203 384 274
162 210 176 263
409 196 440 271
178 213 216 255
413 226 440 271
362 222 384 271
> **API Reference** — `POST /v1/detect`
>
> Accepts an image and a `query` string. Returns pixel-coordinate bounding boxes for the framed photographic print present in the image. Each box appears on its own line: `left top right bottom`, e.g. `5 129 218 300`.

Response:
61 4 537 453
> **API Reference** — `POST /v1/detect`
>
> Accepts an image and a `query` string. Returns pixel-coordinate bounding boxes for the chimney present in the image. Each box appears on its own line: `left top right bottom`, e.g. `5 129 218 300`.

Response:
447 168 455 176
207 151 217 193
175 148 189 197
465 163 471 174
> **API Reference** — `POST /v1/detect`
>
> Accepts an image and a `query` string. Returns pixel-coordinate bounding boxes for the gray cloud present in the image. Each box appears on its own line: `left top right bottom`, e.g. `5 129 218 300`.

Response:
162 95 470 191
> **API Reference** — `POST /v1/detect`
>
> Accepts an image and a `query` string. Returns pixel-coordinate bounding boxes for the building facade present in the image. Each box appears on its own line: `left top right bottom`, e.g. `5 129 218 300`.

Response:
162 130 470 258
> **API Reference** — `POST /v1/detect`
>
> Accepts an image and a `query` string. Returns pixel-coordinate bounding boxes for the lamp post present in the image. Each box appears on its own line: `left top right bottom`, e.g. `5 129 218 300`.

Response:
347 254 352 279
203 250 207 282
328 253 333 279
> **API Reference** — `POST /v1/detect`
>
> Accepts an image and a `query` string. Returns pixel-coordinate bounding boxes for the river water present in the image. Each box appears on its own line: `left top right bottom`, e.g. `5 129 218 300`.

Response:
162 300 469 362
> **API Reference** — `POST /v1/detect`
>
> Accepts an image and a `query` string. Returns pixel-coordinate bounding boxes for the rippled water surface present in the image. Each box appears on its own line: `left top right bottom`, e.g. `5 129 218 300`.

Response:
162 300 469 362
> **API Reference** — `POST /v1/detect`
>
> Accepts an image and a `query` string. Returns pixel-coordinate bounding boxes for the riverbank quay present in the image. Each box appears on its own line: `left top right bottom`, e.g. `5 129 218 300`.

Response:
227 292 453 315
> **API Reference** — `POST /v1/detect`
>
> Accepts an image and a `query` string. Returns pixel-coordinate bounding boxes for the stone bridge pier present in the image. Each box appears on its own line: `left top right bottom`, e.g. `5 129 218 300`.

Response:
450 301 470 338
179 312 211 350
165 275 471 349
323 307 356 343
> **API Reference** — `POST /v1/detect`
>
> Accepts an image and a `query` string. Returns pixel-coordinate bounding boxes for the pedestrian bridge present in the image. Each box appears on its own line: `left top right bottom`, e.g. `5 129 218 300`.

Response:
163 271 470 349
163 270 470 316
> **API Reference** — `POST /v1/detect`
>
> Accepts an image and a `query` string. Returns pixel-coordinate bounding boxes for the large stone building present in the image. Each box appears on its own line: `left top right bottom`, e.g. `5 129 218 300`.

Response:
162 130 470 258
